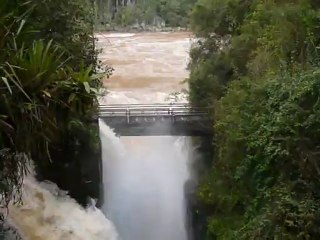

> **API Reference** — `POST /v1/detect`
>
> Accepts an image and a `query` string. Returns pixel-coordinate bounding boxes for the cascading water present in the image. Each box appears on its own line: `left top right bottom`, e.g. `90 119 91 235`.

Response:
7 176 119 240
99 120 194 240
97 31 195 240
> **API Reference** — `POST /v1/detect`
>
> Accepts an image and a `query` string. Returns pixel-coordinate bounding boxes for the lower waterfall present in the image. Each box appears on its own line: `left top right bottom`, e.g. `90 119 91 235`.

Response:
6 177 119 240
99 120 194 240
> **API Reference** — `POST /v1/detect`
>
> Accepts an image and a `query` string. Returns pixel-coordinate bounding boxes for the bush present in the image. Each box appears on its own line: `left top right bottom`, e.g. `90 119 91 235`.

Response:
0 0 103 208
203 70 320 239
188 0 320 238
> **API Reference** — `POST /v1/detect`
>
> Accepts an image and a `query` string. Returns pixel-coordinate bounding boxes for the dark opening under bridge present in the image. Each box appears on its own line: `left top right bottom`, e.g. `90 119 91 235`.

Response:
99 103 213 136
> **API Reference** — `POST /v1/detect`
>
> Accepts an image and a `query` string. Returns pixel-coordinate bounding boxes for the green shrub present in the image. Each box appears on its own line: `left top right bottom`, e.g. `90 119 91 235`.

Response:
0 0 103 208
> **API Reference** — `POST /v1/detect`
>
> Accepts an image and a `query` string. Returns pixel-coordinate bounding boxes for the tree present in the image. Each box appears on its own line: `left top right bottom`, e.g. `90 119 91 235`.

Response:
95 0 197 28
188 0 320 238
0 0 104 210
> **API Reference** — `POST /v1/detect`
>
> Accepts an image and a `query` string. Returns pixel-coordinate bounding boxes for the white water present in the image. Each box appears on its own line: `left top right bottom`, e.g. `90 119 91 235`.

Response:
100 120 193 240
7 177 119 240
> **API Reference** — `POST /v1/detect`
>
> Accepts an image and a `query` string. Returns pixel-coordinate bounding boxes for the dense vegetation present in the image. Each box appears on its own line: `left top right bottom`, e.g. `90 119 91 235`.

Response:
96 0 197 29
0 0 106 211
188 0 320 238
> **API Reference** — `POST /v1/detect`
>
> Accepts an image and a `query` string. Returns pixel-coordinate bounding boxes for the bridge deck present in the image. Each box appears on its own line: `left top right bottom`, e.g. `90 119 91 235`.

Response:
98 103 213 136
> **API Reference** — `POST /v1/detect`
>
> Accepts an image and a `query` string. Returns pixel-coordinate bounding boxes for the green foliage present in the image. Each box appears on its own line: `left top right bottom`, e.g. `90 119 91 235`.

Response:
156 0 196 27
188 0 320 238
29 0 97 68
96 0 197 28
188 36 233 106
188 0 320 106
0 0 103 209
191 0 250 36
209 71 320 239
114 5 144 26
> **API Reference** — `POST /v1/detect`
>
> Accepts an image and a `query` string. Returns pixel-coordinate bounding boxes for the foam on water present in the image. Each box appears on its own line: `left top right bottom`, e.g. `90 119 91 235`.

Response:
99 120 193 240
99 90 187 105
8 177 119 240
96 33 136 39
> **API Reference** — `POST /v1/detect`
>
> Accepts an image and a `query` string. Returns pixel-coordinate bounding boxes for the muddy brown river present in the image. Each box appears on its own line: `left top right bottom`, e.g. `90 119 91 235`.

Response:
96 32 192 104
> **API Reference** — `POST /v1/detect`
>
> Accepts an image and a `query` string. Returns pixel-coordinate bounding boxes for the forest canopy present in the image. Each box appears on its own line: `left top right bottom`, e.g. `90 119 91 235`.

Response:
96 0 197 28
188 0 320 238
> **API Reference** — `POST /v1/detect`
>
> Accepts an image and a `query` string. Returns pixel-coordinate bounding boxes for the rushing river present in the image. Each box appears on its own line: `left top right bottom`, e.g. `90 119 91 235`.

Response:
98 32 195 240
6 32 194 240
97 32 192 103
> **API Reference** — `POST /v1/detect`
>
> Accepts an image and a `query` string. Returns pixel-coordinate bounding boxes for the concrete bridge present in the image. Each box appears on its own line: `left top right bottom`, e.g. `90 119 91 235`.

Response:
99 103 213 136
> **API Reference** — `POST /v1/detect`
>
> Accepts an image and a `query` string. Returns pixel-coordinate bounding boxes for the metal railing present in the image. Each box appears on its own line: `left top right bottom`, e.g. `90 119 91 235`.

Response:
98 103 210 124
99 103 208 116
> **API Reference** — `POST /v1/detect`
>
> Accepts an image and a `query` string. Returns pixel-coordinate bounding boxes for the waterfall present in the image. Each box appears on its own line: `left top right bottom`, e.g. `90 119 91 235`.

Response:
99 119 193 240
7 176 119 240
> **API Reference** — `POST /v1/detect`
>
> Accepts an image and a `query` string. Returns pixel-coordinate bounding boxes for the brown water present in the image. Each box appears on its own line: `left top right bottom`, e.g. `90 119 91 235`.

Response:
96 32 192 104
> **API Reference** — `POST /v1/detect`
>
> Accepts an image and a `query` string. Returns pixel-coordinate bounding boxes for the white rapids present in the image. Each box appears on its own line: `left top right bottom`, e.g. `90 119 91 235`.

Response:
7 177 119 240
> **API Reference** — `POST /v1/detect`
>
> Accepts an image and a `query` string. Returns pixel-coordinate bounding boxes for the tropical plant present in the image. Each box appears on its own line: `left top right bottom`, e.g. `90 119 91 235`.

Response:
0 0 103 210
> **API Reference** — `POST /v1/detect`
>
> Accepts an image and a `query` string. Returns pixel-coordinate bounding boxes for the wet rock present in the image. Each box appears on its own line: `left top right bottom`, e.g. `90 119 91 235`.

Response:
140 21 146 30
132 21 140 30
0 220 22 240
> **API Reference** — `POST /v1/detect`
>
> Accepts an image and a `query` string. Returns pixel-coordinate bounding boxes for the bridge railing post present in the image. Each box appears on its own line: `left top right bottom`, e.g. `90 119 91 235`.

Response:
169 106 176 122
126 108 130 124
